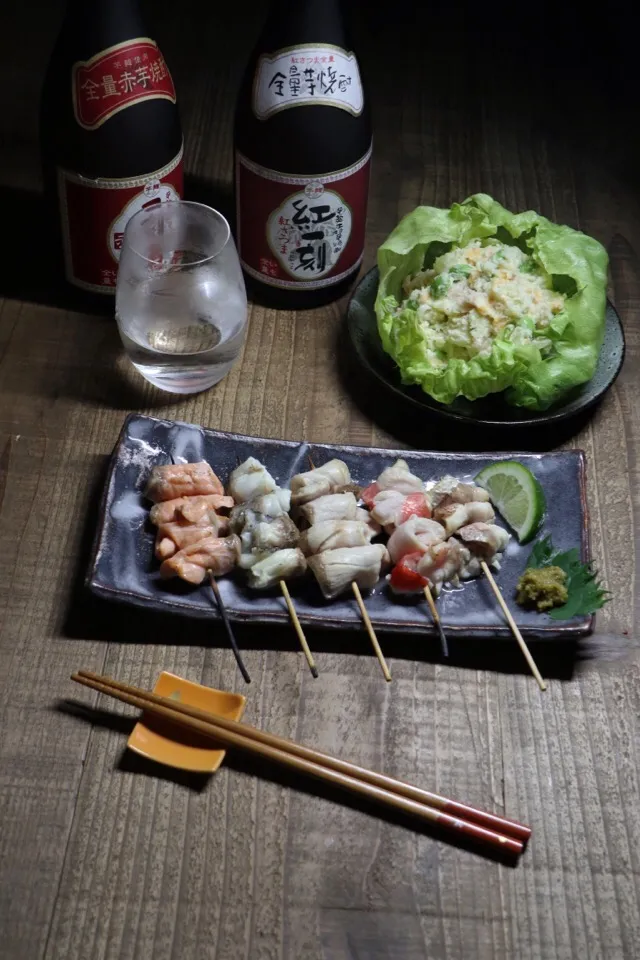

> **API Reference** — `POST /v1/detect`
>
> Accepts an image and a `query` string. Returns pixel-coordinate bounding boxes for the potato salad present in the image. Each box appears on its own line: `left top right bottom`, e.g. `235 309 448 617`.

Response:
375 195 608 410
400 240 565 370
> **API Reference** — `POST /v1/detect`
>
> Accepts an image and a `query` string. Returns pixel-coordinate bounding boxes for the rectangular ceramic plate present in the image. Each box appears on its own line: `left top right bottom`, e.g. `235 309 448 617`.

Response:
86 413 593 640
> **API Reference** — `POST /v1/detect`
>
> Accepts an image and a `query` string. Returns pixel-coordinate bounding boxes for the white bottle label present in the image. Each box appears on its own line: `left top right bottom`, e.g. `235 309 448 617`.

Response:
267 182 353 280
253 44 364 120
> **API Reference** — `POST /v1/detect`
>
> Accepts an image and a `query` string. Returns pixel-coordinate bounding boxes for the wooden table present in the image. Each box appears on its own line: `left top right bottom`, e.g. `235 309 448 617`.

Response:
2 3 640 958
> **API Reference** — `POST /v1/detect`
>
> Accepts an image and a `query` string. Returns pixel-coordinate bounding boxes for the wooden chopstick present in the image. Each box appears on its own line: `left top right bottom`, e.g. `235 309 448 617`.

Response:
208 571 251 684
351 582 392 682
480 561 546 691
279 579 318 678
423 585 448 657
72 670 529 850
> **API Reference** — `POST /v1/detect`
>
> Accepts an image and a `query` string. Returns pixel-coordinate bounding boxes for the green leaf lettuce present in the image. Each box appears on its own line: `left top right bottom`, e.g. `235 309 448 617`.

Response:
375 194 609 410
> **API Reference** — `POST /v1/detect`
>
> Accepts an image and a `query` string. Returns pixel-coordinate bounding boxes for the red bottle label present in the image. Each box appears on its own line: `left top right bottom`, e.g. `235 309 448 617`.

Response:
57 147 183 293
235 145 371 290
72 37 176 130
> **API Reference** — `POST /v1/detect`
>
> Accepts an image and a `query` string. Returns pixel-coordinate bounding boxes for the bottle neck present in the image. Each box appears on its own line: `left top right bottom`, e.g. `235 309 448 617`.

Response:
58 0 147 54
261 0 348 47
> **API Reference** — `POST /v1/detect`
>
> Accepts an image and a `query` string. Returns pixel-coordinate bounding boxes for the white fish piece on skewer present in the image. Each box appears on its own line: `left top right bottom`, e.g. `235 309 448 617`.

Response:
355 506 382 537
230 491 291 531
290 459 351 506
228 457 277 503
246 547 308 590
239 516 301 568
387 515 446 564
417 539 471 592
300 492 358 527
308 544 390 600
299 519 374 556
433 499 495 537
430 475 491 509
376 458 425 495
457 522 510 574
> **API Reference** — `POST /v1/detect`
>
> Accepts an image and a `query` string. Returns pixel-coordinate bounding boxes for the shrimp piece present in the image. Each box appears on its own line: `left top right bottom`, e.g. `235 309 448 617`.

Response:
159 534 241 584
417 539 471 591
387 515 446 564
369 489 406 532
377 458 425 495
433 500 495 536
145 462 224 503
369 489 431 534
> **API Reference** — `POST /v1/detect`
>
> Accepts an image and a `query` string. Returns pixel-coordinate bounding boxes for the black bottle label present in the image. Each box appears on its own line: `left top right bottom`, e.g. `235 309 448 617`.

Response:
236 145 371 290
252 43 363 120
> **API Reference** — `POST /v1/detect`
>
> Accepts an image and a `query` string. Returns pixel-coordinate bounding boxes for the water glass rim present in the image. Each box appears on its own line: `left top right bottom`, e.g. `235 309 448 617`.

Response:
124 200 232 266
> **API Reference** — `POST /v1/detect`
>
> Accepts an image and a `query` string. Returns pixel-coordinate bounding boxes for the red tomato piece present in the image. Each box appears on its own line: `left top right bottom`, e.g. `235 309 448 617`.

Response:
389 552 429 593
360 482 380 510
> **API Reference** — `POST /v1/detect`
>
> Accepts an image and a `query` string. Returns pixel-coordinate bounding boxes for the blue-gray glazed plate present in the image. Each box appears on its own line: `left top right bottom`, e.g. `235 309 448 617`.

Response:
347 267 625 429
86 413 594 640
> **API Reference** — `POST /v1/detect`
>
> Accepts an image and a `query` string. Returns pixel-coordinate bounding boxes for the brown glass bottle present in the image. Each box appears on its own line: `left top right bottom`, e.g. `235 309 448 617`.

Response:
40 0 183 307
234 0 372 310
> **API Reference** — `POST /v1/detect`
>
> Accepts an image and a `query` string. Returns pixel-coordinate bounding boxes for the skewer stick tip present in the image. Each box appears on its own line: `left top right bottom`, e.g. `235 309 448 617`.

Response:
208 569 251 685
279 580 318 678
424 585 449 658
351 581 392 682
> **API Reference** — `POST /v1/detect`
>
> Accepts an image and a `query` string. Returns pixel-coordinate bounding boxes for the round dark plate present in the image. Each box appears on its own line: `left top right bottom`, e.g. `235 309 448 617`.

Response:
346 267 625 429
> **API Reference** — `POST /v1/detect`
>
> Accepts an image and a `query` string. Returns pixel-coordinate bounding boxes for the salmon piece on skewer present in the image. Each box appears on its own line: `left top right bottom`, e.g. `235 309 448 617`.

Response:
145 462 224 503
154 513 231 560
149 493 234 526
159 534 241 584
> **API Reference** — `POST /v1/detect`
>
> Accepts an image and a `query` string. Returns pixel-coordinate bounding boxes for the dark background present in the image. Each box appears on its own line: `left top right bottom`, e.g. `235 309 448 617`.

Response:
1 0 637 197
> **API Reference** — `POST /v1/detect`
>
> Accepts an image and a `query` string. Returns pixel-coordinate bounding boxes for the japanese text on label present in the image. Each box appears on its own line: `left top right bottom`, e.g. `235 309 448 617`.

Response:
73 37 176 130
253 45 363 119
267 183 352 279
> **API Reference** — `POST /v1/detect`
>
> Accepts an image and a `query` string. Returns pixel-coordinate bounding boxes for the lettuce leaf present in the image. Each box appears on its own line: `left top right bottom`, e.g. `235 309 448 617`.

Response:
375 194 609 410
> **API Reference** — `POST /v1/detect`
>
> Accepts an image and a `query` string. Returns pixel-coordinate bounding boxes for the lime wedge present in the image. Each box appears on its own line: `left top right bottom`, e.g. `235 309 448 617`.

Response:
475 461 545 543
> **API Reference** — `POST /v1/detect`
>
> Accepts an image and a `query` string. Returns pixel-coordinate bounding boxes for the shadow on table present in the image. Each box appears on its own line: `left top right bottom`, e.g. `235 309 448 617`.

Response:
55 698 210 791
0 174 232 313
53 699 522 862
336 321 599 453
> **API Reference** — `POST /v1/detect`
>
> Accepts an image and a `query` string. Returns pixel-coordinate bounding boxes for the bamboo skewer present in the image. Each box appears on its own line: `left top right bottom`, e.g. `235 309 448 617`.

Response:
351 581 392 682
71 670 527 854
480 561 546 691
235 454 315 677
279 579 318 678
423 585 449 658
208 571 251 684
307 454 390 681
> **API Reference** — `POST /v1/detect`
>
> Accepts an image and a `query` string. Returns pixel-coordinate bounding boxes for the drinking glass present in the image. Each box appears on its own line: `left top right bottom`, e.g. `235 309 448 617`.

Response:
116 201 248 394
